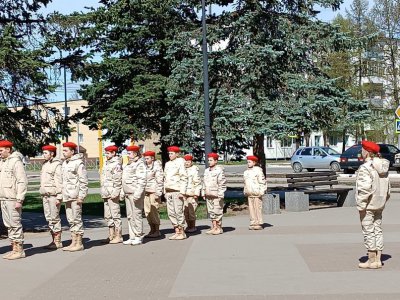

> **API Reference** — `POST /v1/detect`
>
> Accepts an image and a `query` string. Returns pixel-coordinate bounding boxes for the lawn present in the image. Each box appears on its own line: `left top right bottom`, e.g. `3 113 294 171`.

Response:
22 193 241 220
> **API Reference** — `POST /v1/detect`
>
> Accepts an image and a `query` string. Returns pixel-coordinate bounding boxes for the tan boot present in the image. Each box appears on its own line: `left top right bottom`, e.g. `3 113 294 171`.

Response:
376 250 383 268
69 234 84 252
53 231 63 249
44 231 56 249
102 227 115 244
109 227 123 244
2 241 15 259
212 221 223 235
147 224 161 238
206 221 217 234
359 251 379 269
174 227 187 240
169 227 179 240
62 233 77 251
6 241 25 260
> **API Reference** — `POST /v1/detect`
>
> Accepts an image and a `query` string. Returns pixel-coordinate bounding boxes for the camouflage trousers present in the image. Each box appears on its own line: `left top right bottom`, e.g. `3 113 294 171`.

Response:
360 209 384 251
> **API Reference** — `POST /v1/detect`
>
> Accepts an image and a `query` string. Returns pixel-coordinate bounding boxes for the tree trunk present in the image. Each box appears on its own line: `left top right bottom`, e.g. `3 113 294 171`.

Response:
253 134 266 175
323 129 328 147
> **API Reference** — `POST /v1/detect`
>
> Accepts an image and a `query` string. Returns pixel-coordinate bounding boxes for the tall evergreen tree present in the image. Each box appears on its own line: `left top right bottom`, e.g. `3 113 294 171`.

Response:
50 0 199 163
168 0 369 171
0 0 65 155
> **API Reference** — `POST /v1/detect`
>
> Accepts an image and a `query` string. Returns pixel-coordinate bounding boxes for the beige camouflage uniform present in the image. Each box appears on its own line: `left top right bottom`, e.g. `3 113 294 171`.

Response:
121 157 146 240
144 160 163 229
101 156 123 242
164 157 188 231
203 165 227 234
184 164 202 223
356 157 390 254
243 165 267 228
61 153 88 243
40 157 63 235
0 152 28 245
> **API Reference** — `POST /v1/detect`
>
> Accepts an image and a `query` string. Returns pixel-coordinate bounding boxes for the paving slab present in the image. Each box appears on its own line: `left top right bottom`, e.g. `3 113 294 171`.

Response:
1 195 400 299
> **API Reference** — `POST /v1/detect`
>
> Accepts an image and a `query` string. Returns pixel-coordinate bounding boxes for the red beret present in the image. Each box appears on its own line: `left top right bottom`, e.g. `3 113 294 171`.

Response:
105 145 118 152
246 155 258 162
63 142 77 149
184 154 193 161
362 140 380 154
0 140 13 148
167 146 180 153
126 145 140 152
143 151 156 157
207 152 219 160
42 145 57 152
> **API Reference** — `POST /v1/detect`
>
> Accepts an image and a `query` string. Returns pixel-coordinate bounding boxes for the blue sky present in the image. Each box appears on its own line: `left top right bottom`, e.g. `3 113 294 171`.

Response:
43 0 355 21
42 0 356 101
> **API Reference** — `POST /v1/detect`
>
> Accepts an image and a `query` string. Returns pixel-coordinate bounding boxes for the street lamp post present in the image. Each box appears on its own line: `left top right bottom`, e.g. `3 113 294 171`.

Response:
60 50 69 142
201 0 212 167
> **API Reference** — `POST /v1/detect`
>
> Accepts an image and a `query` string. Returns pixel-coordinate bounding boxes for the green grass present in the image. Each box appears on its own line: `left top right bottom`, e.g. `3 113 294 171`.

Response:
23 193 243 219
88 181 100 188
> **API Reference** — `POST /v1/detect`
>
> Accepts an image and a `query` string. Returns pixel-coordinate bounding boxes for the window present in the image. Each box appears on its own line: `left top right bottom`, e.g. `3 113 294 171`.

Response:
78 134 84 143
300 148 312 155
313 148 322 156
266 137 273 148
281 137 292 148
388 145 399 154
321 147 340 155
314 136 321 146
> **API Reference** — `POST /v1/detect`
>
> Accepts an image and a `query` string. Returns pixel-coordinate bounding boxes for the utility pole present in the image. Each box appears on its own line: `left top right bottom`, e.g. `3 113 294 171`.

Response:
60 50 69 142
201 0 212 167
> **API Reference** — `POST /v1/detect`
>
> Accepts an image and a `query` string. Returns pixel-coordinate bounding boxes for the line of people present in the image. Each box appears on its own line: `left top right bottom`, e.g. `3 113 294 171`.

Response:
0 141 267 260
0 139 392 270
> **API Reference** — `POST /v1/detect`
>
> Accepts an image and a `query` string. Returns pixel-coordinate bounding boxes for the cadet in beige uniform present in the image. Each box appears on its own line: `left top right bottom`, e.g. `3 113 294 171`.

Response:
243 155 267 230
356 140 390 269
101 145 123 244
121 145 146 246
164 146 188 240
0 140 28 260
143 151 163 238
203 152 226 235
183 154 201 233
61 142 88 252
40 145 63 249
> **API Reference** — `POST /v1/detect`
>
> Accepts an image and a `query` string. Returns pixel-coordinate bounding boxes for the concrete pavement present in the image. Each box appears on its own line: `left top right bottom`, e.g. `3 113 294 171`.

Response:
1 195 400 299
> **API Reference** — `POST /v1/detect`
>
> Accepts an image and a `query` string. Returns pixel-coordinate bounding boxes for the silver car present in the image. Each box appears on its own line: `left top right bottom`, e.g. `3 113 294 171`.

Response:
290 146 341 173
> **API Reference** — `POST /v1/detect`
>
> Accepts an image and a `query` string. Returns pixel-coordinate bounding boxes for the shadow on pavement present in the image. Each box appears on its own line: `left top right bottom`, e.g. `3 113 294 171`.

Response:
24 243 58 256
262 223 273 228
185 225 209 237
358 253 392 265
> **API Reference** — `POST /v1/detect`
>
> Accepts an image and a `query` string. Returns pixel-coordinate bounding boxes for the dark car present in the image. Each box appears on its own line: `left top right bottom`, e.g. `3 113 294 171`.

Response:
340 143 400 174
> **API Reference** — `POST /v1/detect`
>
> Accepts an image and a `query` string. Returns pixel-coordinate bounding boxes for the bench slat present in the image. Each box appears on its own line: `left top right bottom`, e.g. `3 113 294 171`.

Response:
288 181 338 188
286 175 337 183
285 172 336 179
303 188 353 194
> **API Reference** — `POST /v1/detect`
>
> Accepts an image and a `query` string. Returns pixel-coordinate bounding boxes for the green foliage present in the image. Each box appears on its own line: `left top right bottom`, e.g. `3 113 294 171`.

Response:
0 0 67 156
51 0 371 161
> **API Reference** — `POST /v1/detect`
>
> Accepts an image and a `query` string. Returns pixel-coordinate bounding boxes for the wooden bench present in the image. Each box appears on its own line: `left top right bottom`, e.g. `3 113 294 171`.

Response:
270 171 355 211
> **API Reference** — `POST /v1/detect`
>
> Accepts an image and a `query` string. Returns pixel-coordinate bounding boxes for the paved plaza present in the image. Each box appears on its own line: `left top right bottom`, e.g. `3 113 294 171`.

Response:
2 194 400 299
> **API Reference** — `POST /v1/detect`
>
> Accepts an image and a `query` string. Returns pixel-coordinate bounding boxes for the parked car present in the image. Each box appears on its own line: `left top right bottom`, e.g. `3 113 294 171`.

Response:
394 153 400 172
290 146 341 173
340 143 400 174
